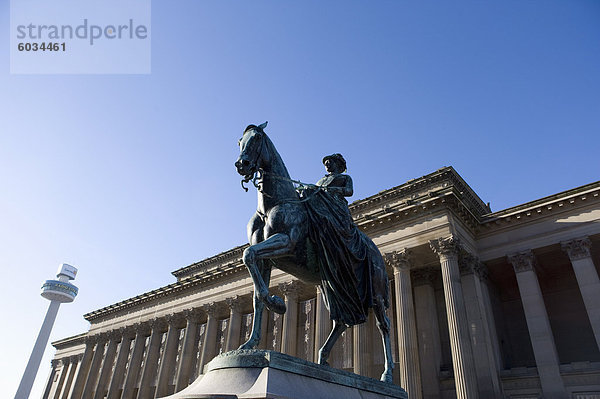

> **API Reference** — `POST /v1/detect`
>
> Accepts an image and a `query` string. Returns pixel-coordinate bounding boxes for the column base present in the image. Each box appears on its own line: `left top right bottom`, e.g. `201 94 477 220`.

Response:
160 349 407 399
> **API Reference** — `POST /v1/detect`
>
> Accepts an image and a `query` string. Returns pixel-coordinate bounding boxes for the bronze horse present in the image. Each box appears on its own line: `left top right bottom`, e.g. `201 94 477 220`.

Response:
234 122 394 382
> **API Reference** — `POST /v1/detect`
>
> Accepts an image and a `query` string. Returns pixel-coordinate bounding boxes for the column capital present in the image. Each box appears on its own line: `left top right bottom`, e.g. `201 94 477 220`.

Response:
69 354 80 363
508 250 536 274
95 332 109 343
430 236 461 258
51 359 60 368
84 335 97 345
477 262 490 282
412 267 438 287
202 302 219 317
182 307 203 322
107 329 122 341
148 317 168 331
384 249 412 271
132 322 150 335
562 237 592 261
165 313 184 326
458 252 480 276
121 325 137 339
225 296 243 313
279 281 301 298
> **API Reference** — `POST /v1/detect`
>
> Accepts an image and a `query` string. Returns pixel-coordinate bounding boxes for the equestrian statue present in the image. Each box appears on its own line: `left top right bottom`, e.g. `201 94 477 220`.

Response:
234 122 394 382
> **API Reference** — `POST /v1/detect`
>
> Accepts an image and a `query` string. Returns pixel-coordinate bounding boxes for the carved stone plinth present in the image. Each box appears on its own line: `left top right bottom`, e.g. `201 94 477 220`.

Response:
161 350 408 399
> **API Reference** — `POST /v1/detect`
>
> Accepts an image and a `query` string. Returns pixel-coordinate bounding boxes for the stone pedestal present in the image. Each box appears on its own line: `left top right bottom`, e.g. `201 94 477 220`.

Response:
161 350 407 399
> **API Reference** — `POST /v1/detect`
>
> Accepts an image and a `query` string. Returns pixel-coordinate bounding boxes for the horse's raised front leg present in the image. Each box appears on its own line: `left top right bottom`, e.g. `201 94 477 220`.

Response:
239 260 271 350
318 320 346 366
373 295 394 383
242 232 293 314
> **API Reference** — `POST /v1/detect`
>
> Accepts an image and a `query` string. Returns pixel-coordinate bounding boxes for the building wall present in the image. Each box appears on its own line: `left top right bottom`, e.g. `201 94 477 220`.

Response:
44 169 600 399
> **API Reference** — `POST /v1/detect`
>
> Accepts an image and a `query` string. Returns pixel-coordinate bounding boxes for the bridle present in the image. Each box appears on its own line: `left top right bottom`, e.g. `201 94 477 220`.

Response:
239 128 322 203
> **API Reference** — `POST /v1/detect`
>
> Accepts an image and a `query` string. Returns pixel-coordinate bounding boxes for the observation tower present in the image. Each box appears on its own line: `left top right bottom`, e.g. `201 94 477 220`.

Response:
15 263 79 399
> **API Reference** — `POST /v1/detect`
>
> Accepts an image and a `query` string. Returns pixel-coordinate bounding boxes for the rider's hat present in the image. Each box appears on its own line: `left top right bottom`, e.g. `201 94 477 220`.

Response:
322 153 347 172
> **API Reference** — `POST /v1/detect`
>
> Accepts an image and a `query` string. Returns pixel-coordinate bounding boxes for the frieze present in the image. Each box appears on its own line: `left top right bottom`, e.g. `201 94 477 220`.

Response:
562 237 592 261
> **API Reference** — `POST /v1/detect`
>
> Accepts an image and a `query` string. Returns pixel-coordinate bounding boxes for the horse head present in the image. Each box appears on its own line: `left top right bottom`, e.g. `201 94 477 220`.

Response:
235 121 268 179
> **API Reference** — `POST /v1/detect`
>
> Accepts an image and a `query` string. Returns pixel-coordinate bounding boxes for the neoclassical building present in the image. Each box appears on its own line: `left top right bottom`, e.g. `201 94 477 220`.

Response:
42 167 600 399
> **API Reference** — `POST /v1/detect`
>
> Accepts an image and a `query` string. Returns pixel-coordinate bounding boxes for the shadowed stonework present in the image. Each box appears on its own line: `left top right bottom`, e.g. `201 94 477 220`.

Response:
163 350 407 399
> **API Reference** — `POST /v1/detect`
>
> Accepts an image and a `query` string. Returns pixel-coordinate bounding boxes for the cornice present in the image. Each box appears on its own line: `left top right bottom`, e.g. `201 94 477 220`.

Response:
349 166 490 217
353 190 482 235
84 262 245 322
51 332 88 349
479 182 600 231
172 244 248 279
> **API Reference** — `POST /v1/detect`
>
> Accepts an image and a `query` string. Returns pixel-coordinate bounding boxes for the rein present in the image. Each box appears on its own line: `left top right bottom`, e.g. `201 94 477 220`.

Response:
241 169 322 203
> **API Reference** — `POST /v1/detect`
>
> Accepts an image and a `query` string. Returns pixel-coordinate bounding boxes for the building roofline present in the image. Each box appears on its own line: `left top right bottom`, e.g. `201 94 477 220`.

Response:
481 180 600 222
51 332 87 348
85 169 598 322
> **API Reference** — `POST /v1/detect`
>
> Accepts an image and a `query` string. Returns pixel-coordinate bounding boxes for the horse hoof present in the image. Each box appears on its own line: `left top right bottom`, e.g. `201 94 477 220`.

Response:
266 295 287 314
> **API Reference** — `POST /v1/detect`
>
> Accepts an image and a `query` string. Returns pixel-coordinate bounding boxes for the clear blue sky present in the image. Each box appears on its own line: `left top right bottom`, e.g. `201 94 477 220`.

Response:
1 1 599 397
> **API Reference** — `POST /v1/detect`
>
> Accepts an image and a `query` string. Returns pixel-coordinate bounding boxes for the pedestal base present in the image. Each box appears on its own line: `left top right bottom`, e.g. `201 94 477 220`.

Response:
162 350 407 399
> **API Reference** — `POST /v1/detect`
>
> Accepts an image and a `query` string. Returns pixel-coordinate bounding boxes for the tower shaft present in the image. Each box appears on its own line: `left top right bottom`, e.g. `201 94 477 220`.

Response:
15 301 61 399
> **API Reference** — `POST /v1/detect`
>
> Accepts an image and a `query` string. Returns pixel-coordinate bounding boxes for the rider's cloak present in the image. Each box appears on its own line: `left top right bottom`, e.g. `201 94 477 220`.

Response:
304 186 378 326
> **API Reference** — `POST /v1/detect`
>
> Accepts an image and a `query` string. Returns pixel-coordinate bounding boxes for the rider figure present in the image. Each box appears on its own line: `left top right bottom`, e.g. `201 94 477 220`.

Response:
317 153 353 207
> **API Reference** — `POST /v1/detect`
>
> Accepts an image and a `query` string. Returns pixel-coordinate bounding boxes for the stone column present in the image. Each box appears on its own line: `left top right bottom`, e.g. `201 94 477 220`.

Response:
69 336 95 399
459 253 502 398
107 328 134 399
280 281 300 357
198 303 219 374
82 334 108 399
42 360 59 399
353 322 370 376
122 323 148 399
413 268 442 399
52 358 70 399
155 314 182 398
94 331 119 399
430 236 479 399
137 319 165 399
314 286 331 361
384 250 422 399
478 264 503 371
562 237 600 350
174 308 202 391
59 355 79 399
225 296 243 351
508 251 566 398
